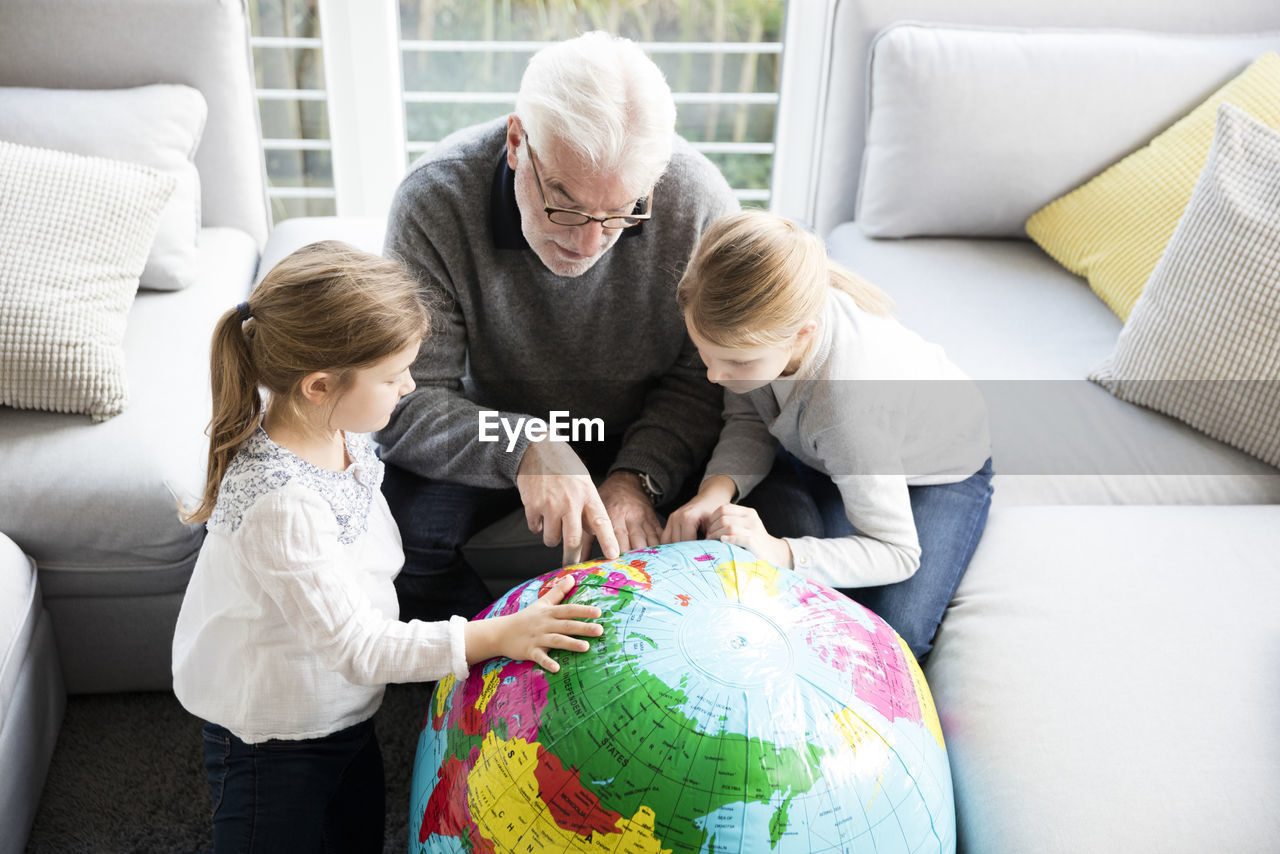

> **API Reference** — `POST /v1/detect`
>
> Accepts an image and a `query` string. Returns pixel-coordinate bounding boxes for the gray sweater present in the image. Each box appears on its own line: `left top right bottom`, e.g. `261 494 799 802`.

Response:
376 118 739 496
706 289 991 588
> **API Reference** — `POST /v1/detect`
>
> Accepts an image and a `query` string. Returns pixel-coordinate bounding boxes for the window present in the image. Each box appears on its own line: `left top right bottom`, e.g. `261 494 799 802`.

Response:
249 0 785 223
400 0 784 207
248 0 336 222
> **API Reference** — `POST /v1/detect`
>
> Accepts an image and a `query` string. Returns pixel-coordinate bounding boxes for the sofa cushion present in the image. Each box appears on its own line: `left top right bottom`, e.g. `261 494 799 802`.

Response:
924 504 1280 853
0 533 63 849
1091 104 1280 468
0 85 207 291
0 534 41 725
857 24 1280 239
1028 52 1280 319
0 139 174 422
0 227 258 593
0 0 269 247
825 224 1280 504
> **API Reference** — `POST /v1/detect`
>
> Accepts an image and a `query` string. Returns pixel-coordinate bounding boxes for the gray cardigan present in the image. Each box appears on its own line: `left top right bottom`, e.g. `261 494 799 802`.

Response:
376 118 739 498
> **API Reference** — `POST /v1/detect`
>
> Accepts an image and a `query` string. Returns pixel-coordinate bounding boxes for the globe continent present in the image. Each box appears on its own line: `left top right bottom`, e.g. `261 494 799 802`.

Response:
410 540 955 853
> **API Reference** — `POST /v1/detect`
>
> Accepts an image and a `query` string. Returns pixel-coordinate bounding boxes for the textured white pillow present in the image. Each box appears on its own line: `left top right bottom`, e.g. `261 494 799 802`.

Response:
856 24 1280 238
0 85 205 290
1090 104 1280 468
0 140 175 421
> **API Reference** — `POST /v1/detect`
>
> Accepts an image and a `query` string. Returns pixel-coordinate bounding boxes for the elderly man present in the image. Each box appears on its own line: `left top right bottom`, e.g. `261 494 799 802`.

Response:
377 32 739 622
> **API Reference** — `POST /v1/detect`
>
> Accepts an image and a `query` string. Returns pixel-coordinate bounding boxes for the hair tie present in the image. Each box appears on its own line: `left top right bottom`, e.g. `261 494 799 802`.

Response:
236 301 252 322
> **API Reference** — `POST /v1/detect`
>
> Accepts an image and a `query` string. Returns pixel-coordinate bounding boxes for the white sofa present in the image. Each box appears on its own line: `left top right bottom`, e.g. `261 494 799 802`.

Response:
0 1 267 846
0 0 268 700
771 1 1280 850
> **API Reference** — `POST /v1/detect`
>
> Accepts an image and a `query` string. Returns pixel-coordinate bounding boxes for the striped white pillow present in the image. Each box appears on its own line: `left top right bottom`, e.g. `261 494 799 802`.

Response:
0 140 174 421
1090 103 1280 468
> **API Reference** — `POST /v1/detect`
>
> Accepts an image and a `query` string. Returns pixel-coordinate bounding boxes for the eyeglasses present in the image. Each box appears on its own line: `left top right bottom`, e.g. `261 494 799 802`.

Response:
525 138 652 229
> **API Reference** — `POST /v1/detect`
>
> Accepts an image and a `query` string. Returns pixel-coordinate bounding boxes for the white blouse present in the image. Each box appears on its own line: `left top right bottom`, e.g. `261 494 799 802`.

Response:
172 429 469 744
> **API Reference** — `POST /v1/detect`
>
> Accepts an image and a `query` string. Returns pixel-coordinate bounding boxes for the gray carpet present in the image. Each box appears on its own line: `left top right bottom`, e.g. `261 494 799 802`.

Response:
25 682 435 854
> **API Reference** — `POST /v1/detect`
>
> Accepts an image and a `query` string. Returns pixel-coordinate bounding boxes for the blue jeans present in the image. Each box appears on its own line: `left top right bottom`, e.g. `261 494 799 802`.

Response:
745 453 995 661
380 435 651 623
202 719 384 854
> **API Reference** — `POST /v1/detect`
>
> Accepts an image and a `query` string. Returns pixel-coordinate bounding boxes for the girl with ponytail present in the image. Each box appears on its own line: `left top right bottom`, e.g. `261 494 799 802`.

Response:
663 210 993 661
173 241 601 853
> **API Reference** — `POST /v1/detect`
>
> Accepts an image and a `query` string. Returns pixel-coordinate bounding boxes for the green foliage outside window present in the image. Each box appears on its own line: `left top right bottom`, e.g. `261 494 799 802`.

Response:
250 0 783 219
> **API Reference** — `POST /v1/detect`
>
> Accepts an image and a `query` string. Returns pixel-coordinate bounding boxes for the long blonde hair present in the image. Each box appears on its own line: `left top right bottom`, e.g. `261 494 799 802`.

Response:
183 241 430 524
677 210 892 348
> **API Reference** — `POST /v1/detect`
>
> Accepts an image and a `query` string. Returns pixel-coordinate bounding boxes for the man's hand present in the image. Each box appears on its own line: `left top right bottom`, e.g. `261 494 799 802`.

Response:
704 504 794 569
516 441 621 566
661 475 737 544
465 575 603 672
596 472 663 555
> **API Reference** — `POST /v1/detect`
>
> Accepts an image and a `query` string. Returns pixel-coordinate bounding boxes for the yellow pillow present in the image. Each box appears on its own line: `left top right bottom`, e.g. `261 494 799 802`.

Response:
1026 52 1280 320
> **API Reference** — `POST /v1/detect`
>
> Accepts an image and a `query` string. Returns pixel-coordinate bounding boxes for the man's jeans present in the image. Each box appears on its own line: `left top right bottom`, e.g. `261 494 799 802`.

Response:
202 719 384 854
380 436 637 623
745 453 995 661
380 464 522 623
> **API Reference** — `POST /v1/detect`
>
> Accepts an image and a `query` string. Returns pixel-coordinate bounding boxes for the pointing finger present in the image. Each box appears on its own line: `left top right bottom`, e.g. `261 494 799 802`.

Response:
585 492 620 559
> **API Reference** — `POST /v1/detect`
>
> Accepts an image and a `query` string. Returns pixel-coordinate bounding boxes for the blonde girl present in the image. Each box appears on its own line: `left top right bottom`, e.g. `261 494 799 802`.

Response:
663 211 992 660
172 241 601 854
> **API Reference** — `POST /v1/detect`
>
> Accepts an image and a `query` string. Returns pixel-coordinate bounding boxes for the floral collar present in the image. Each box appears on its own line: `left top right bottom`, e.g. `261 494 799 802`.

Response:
208 428 383 544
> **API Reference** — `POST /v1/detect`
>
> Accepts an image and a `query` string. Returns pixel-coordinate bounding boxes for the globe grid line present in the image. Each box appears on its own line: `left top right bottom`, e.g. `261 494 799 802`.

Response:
823 712 882 853
823 701 938 853
687 726 739 854
510 698 631 852
803 650 946 852
714 561 917 849
616 698 695 846
849 704 943 852
757 635 917 849
616 663 805 851
534 612 752 851
634 550 897 850
657 710 715 846
808 774 865 852
465 666 638 850
758 685 841 850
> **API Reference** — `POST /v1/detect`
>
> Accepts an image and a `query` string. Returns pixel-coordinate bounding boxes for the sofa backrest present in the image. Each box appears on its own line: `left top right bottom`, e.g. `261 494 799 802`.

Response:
773 0 1280 237
0 0 271 247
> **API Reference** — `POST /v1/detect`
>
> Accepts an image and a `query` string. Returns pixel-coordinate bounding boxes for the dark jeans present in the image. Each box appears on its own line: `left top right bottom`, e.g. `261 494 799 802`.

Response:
201 719 384 854
381 464 521 623
380 436 648 623
745 452 995 662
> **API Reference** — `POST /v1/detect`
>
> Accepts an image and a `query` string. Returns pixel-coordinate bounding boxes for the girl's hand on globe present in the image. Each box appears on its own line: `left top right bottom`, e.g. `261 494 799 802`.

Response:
705 504 794 569
464 574 604 672
662 476 738 544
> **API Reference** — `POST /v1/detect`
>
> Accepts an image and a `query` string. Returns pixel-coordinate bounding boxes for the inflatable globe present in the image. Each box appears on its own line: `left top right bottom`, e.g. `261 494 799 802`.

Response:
411 540 955 853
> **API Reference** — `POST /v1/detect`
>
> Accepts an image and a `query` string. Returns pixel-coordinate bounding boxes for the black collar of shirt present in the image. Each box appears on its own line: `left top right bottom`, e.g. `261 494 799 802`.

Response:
489 148 646 250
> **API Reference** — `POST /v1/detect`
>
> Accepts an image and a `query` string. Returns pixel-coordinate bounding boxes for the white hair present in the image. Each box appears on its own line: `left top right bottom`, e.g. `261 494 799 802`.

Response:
515 31 676 194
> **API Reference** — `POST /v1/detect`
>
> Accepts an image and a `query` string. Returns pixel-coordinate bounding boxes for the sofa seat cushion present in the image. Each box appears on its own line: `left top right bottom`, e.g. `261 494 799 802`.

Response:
923 504 1280 853
0 533 41 723
825 225 1280 504
0 531 64 849
0 227 258 596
